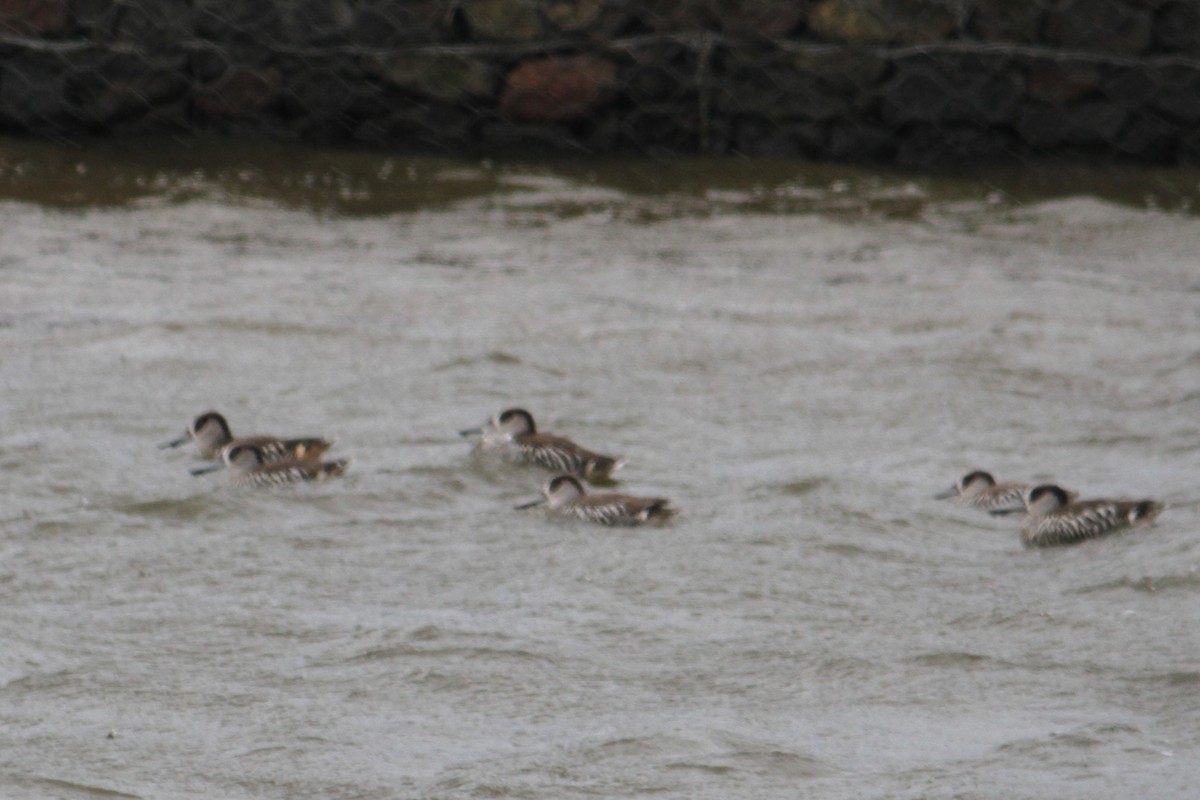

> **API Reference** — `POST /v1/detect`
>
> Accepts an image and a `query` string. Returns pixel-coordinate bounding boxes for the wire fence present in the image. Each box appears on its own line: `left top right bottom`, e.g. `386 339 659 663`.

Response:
1 0 1199 163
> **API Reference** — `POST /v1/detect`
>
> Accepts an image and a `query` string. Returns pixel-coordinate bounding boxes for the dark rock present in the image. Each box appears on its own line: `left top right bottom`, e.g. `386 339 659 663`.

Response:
542 0 632 37
498 55 617 122
620 105 702 152
622 40 701 104
634 0 716 32
278 62 356 120
879 52 1023 127
116 0 195 44
73 0 194 44
0 51 74 130
350 0 452 46
716 46 848 121
1153 1 1200 52
1115 109 1178 159
730 117 827 157
197 0 355 45
0 0 68 36
293 114 359 143
1043 0 1153 54
363 52 498 102
1179 127 1200 161
628 0 811 36
1016 101 1127 148
808 0 956 45
187 48 235 84
624 60 688 104
580 111 623 151
479 120 592 152
194 67 283 116
826 121 895 160
277 0 358 45
1025 58 1101 104
787 46 887 93
895 123 1016 165
460 0 544 41
1101 65 1158 108
194 0 284 44
879 67 947 124
715 0 812 37
73 52 189 126
966 0 1044 42
1148 65 1200 121
354 104 476 149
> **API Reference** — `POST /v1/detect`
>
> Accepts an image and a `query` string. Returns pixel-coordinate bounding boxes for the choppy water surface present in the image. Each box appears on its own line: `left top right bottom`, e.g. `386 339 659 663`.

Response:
1 138 1198 799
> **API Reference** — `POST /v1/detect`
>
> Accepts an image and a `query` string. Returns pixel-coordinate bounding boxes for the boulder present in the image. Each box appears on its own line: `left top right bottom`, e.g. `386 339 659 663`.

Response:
879 53 1023 127
716 47 847 121
808 0 956 45
715 0 812 37
1115 109 1178 159
1025 58 1101 104
787 46 887 92
1016 101 1127 148
499 55 617 122
364 52 498 102
1147 65 1200 120
0 0 69 36
1154 1 1200 53
542 0 631 37
73 0 194 44
1043 0 1153 54
634 0 716 32
194 67 283 116
460 0 544 42
0 51 73 128
966 0 1044 42
351 0 451 46
75 52 189 125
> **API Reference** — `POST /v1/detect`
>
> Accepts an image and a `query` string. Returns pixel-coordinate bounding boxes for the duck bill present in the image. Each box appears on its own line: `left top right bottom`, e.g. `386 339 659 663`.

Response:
458 426 483 438
159 431 191 449
514 495 547 510
932 486 958 500
988 506 1025 517
189 462 226 476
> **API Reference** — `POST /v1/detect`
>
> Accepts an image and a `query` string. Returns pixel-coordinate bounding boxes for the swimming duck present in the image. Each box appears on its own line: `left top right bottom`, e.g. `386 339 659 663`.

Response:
935 470 1030 511
460 408 625 483
161 411 333 463
1003 484 1162 547
190 443 350 488
515 474 674 526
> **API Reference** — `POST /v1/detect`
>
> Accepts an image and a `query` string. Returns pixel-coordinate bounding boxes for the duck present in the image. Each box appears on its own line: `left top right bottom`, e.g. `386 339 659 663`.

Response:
189 443 350 488
460 408 625 483
1004 484 1163 547
160 410 333 463
515 474 674 526
934 470 1030 511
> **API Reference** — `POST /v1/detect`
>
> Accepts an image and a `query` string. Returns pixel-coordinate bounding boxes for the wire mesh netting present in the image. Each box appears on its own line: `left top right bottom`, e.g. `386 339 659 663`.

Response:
0 0 1198 163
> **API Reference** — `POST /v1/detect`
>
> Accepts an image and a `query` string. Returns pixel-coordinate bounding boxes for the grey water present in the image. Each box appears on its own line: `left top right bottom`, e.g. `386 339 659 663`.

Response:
1 138 1198 799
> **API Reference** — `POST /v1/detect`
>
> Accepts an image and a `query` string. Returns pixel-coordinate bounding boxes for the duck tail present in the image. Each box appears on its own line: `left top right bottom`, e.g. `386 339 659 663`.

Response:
318 458 352 479
585 456 626 483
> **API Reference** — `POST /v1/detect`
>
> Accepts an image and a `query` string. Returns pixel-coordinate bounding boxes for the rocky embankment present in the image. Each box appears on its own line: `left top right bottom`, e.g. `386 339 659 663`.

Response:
1 0 1198 162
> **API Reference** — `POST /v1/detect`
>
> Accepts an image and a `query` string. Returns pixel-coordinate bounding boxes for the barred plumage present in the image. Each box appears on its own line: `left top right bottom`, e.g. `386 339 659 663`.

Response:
1018 485 1162 548
515 474 674 527
161 410 332 463
460 408 625 483
935 470 1031 511
191 443 350 487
